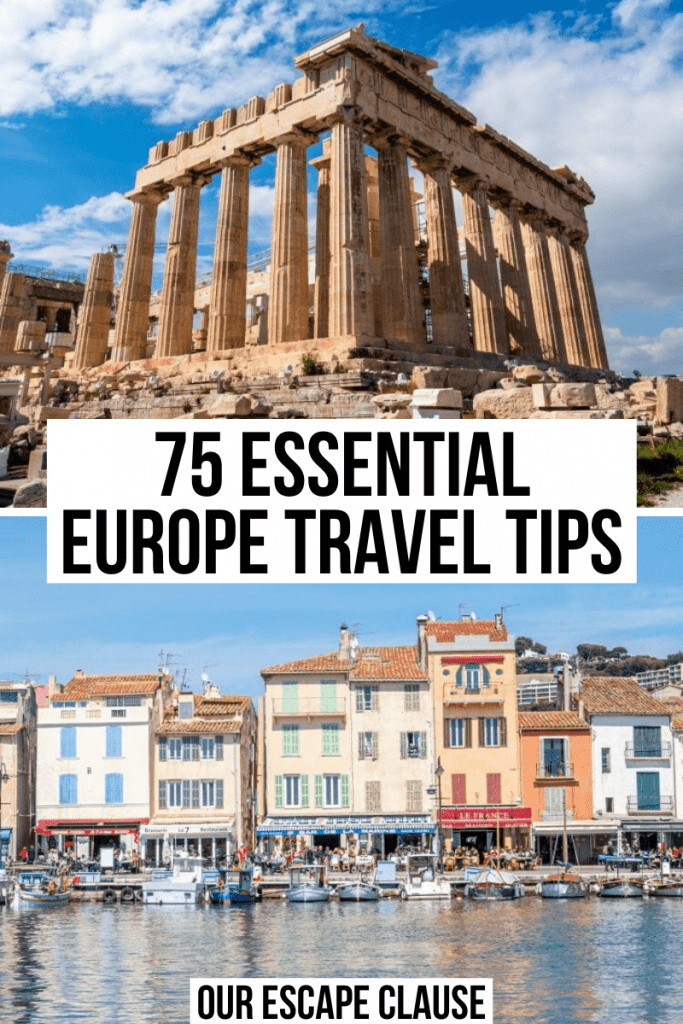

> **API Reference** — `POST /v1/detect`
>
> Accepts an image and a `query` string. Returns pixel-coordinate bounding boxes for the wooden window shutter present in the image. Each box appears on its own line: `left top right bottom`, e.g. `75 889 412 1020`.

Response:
400 733 408 759
371 686 379 711
314 774 323 807
158 737 167 761
478 718 485 746
419 732 427 758
465 719 472 748
182 779 190 808
158 780 166 810
341 774 349 806
300 774 309 807
216 779 224 809
500 717 507 747
486 773 501 804
356 688 363 712
274 775 283 808
358 732 365 759
444 719 451 748
215 735 224 760
452 773 466 804
372 733 379 759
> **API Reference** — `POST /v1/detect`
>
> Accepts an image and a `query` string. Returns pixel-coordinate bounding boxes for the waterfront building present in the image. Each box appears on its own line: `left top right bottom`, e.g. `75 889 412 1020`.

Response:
0 677 37 862
142 680 256 864
429 614 531 851
519 710 594 863
578 675 678 852
258 626 435 855
35 670 173 858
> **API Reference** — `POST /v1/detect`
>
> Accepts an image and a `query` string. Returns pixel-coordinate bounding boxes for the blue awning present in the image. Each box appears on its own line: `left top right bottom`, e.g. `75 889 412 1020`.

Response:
256 818 434 837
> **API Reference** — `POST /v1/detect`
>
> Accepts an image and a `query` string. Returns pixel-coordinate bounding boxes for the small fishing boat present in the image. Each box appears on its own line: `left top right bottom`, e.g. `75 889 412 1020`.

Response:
597 876 644 897
400 854 451 900
211 868 262 904
285 867 332 903
464 865 525 901
11 871 72 907
645 878 683 897
540 868 587 899
141 856 207 905
337 878 382 901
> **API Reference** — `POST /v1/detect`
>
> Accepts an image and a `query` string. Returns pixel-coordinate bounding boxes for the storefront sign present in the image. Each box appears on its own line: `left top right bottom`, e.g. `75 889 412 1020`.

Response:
439 807 531 828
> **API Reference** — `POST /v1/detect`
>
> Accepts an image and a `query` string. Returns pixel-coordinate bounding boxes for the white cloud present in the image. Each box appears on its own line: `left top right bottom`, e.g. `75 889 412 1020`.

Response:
603 325 683 376
433 0 683 338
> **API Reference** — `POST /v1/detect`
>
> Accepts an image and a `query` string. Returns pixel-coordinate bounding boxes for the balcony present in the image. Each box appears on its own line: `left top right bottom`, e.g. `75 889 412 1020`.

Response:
444 688 503 706
538 808 575 822
624 742 671 760
272 697 346 719
535 762 575 780
626 796 674 815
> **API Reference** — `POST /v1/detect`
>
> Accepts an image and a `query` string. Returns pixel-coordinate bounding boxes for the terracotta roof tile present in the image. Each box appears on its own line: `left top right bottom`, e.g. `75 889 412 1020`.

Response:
425 620 509 642
580 676 671 717
350 646 426 681
157 719 241 734
656 697 683 730
261 652 347 675
519 711 589 731
51 674 162 701
195 695 251 716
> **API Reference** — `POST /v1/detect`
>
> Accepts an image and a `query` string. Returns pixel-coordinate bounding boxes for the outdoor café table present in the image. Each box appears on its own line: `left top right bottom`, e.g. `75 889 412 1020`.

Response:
598 854 643 870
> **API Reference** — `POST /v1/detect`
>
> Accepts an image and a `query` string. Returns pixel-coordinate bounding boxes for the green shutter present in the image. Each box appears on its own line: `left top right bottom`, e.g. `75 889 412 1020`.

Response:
301 774 309 806
356 687 363 712
314 774 323 807
322 724 339 755
275 774 283 808
283 725 299 756
321 680 336 713
341 774 349 807
282 682 298 714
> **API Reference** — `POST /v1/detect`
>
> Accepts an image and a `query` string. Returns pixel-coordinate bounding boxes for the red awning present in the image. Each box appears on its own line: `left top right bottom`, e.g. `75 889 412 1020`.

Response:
36 817 148 836
441 656 505 664
439 806 532 828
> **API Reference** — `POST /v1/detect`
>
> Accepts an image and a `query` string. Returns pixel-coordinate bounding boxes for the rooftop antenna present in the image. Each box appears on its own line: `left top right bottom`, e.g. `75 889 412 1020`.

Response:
458 602 468 615
500 604 519 621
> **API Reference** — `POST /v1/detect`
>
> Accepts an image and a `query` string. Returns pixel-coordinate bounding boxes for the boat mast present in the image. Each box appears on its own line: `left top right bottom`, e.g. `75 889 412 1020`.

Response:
562 789 568 865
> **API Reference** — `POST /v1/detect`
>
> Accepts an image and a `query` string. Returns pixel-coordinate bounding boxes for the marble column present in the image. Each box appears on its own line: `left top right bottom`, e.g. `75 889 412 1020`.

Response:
328 108 374 339
520 213 566 364
310 141 331 339
547 225 589 367
269 131 311 345
421 157 469 354
156 174 204 359
569 235 609 369
206 153 257 352
111 189 165 362
365 156 383 338
492 197 539 359
376 133 423 343
0 241 13 296
460 179 507 355
73 252 115 369
0 273 31 354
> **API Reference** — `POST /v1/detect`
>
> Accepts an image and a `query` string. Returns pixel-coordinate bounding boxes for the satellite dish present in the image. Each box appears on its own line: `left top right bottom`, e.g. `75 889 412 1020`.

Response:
427 610 436 621
349 637 360 650
201 672 210 683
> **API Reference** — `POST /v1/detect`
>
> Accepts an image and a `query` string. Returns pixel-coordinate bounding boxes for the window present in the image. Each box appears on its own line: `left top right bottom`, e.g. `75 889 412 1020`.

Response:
324 775 340 807
322 723 340 756
60 726 76 758
633 726 662 758
406 780 422 812
0 691 18 703
275 774 308 808
544 786 565 820
182 736 200 761
606 797 614 813
105 725 122 758
358 732 378 759
168 737 182 760
479 717 507 747
448 719 471 748
455 664 490 691
59 774 77 805
541 737 566 776
285 775 300 806
404 685 420 711
201 737 215 759
106 696 141 707
179 702 193 720
111 709 126 718
215 735 224 761
356 685 378 712
104 773 123 804
282 724 299 756
366 781 381 813
167 781 182 808
202 781 215 807
401 732 426 758
601 748 611 773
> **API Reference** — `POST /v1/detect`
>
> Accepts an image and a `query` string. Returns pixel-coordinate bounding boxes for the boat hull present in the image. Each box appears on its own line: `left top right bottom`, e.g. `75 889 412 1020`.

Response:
464 883 525 901
286 885 331 903
12 889 71 907
541 875 587 899
337 883 381 901
647 883 683 897
598 879 644 898
141 883 204 905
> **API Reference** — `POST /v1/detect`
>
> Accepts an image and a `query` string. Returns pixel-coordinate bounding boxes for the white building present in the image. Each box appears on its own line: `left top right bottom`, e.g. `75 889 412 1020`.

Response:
580 676 677 848
35 671 171 859
0 677 37 861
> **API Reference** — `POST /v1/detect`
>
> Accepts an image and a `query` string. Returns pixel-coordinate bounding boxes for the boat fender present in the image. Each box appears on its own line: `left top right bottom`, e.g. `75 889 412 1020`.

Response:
102 888 117 904
120 887 135 902
535 883 542 895
134 889 144 902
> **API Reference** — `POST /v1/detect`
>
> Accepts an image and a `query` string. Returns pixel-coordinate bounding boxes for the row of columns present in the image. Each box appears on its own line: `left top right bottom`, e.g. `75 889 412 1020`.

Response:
103 108 607 370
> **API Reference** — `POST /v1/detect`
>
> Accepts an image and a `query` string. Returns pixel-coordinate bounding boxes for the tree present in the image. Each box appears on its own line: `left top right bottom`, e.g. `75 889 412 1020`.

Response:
577 644 608 661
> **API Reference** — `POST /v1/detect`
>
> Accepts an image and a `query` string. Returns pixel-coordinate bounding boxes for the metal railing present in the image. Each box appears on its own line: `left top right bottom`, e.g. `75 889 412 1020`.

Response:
626 796 674 814
624 742 671 759
536 762 574 779
272 697 346 716
538 808 575 821
9 262 85 284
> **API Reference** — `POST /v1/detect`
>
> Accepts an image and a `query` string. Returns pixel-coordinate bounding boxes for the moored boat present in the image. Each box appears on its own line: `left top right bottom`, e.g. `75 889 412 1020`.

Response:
11 871 72 907
400 854 451 900
597 876 644 897
464 865 525 901
337 879 382 901
645 878 683 897
141 856 207 905
211 868 262 904
540 871 587 899
285 867 332 903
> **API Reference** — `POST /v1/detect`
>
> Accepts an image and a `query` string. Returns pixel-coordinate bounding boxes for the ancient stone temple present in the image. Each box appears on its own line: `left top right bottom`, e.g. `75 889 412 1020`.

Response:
35 26 611 376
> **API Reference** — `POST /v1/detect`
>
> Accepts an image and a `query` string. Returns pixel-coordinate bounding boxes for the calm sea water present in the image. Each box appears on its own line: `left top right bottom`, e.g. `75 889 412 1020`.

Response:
1 897 681 1024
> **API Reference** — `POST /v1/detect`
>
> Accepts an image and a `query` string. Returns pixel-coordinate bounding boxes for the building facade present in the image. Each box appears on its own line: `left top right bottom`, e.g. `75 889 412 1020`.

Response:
0 677 37 862
142 682 256 864
35 671 171 858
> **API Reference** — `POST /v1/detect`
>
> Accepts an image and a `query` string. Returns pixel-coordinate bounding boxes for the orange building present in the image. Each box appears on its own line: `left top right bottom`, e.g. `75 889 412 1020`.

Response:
429 614 531 851
519 710 593 863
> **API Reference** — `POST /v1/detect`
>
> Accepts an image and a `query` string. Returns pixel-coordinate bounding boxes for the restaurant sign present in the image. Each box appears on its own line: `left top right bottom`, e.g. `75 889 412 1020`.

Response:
439 806 532 828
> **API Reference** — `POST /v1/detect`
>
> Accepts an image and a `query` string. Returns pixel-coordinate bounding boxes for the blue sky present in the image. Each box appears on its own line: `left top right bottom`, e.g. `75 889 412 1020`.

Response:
1 516 681 700
0 1 681 375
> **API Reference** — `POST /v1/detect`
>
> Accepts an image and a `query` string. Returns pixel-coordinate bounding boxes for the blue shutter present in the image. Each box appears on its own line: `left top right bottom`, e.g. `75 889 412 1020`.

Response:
105 774 123 804
106 725 122 757
60 727 76 758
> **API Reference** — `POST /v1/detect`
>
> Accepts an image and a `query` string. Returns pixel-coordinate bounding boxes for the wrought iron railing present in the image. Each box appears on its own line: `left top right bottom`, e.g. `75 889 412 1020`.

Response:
536 762 574 779
626 796 673 814
624 741 671 759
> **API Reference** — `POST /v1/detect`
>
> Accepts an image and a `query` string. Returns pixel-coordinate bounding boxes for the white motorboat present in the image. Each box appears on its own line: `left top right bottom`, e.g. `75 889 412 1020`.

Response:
337 878 382 901
463 865 525 901
400 854 451 900
141 856 207 905
285 867 333 903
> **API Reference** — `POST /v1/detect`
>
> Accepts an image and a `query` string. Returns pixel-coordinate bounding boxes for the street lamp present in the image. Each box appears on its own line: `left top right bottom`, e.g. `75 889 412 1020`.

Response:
435 758 445 868
0 763 9 869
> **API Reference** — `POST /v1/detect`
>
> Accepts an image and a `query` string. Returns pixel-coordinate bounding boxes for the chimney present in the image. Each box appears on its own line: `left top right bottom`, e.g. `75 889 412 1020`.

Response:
339 623 351 663
495 613 503 630
416 614 428 671
47 674 62 698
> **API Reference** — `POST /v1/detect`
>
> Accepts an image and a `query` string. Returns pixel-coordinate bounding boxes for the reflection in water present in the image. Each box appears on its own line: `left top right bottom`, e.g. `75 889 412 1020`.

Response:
1 898 682 1023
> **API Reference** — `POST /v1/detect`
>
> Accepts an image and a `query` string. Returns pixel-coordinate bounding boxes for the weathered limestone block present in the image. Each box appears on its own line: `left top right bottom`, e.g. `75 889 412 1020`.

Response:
412 366 448 389
473 388 537 418
15 321 47 353
498 378 525 390
371 393 412 409
529 409 624 419
594 385 627 410
207 395 252 417
655 377 683 425
411 388 463 409
511 364 549 385
531 383 596 409
12 479 47 507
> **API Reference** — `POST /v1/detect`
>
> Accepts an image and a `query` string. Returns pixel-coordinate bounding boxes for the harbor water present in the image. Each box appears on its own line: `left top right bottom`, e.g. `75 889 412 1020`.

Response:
1 897 681 1023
